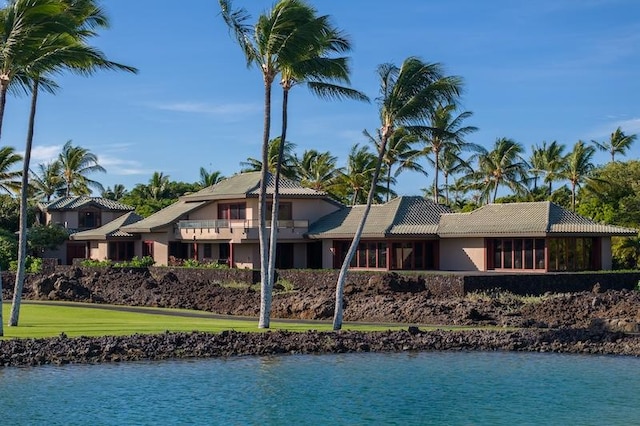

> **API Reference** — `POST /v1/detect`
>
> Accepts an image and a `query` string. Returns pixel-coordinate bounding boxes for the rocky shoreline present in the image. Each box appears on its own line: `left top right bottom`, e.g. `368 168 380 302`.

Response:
2 267 640 367
2 327 639 367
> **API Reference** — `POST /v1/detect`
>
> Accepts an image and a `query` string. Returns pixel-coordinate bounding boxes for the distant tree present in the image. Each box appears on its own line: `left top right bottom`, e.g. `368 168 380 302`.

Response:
561 140 596 211
101 183 127 200
334 143 389 205
58 140 106 196
240 137 298 179
197 168 224 189
30 161 64 201
296 149 342 193
27 223 68 255
0 146 22 194
592 127 637 162
147 171 169 200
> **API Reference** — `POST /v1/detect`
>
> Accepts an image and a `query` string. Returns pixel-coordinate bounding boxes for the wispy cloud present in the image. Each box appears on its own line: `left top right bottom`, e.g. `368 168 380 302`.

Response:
148 101 261 117
97 154 151 177
588 117 640 139
30 145 61 165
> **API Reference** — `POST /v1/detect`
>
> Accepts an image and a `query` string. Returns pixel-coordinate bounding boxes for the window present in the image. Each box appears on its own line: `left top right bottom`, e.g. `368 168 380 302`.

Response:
489 238 545 270
108 242 134 261
79 209 101 228
334 241 389 269
218 203 246 220
548 237 596 271
266 202 292 220
142 241 154 258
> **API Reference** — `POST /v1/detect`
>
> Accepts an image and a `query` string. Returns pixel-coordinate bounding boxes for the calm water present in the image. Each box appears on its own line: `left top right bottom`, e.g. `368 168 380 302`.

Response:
0 351 638 425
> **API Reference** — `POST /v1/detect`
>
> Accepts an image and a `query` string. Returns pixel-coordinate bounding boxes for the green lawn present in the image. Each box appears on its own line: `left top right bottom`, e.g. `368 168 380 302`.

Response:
0 302 407 339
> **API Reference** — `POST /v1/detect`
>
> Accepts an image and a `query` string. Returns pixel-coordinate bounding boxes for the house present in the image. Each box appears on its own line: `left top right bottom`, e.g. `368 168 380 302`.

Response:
38 196 136 265
66 172 638 272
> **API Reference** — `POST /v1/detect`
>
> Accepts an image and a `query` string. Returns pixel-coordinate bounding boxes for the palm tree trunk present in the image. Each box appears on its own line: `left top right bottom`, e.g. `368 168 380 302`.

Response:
386 166 391 202
258 77 273 329
444 171 450 205
266 86 290 317
433 147 440 203
333 133 388 330
492 179 499 203
0 84 8 141
0 267 4 336
10 79 39 327
571 181 576 211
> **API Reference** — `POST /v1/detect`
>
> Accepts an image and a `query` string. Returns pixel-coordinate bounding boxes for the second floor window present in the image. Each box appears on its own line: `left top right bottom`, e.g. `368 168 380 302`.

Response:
218 203 246 220
79 210 101 228
266 202 292 220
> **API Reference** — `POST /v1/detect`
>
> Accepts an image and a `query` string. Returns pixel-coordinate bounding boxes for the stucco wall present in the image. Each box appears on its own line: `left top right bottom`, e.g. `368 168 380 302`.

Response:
439 238 485 271
233 243 258 269
292 199 342 223
601 237 612 270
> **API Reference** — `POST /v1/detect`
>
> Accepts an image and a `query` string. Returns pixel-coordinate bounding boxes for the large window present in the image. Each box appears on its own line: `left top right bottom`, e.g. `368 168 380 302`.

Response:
548 237 597 271
489 238 545 270
218 203 246 220
391 241 436 270
333 240 436 270
108 242 134 261
334 241 388 269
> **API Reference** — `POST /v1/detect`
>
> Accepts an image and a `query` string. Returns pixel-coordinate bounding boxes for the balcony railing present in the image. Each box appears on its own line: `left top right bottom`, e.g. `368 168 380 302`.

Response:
177 219 308 230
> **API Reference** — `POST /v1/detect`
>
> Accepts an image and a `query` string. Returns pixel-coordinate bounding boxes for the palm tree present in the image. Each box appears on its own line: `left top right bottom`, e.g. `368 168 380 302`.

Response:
240 137 297 179
561 140 596 211
30 160 63 201
440 146 474 205
538 141 565 196
101 183 126 200
296 149 342 192
0 145 22 193
197 167 224 189
10 0 137 327
365 127 425 202
58 140 105 196
420 103 478 203
467 138 528 204
147 171 169 200
333 57 462 330
334 143 388 205
220 0 327 328
592 127 637 162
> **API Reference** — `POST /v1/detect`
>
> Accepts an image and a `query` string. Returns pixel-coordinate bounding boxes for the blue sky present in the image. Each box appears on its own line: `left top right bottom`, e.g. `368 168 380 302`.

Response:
4 0 640 195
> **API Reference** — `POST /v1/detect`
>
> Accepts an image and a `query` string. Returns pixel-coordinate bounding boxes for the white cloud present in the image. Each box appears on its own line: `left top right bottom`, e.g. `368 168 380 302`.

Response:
588 117 640 139
30 145 61 165
97 154 150 176
148 101 261 117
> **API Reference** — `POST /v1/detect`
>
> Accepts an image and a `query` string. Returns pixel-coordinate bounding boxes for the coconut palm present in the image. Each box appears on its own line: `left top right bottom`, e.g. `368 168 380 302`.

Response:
365 127 425 202
0 145 22 193
466 138 528 204
334 143 389 205
419 104 478 203
197 168 224 189
220 0 329 328
440 146 475 205
101 183 126 200
147 171 169 200
537 141 566 196
57 140 105 196
10 0 137 327
30 160 63 201
561 140 596 211
240 137 297 179
592 127 637 163
333 57 462 329
296 149 342 192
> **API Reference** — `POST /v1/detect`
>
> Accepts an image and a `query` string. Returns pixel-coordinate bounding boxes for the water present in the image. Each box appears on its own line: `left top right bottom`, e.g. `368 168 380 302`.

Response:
0 351 638 425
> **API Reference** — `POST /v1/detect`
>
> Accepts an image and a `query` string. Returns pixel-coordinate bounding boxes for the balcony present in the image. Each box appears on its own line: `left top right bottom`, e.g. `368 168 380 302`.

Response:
176 219 309 241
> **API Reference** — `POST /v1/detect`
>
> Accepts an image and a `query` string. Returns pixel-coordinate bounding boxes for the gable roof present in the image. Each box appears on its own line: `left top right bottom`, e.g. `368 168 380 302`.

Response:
40 196 134 212
183 171 340 204
70 211 144 240
307 196 450 239
121 200 206 233
438 201 638 237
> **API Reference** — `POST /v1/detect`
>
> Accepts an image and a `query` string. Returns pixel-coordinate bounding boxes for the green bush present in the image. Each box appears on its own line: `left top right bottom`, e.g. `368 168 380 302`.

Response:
9 255 42 273
113 256 155 268
0 228 17 270
180 259 229 269
81 259 113 267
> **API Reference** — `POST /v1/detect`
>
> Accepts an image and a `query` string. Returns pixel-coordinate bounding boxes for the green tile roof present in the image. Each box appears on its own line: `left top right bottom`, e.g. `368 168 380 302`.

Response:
41 196 134 211
308 196 450 239
71 211 143 240
438 201 638 237
121 200 206 233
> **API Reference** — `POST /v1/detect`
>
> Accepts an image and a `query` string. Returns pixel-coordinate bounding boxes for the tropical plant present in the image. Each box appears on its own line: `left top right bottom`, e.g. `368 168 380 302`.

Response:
26 222 68 254
9 0 137 327
419 103 478 203
592 127 637 162
147 171 169 200
0 145 22 193
440 145 475 205
365 127 425 202
240 137 298 179
333 57 462 330
101 183 126 200
57 140 105 196
529 141 565 196
561 140 596 211
334 143 389 205
296 149 342 192
30 160 64 201
197 167 224 189
465 138 528 204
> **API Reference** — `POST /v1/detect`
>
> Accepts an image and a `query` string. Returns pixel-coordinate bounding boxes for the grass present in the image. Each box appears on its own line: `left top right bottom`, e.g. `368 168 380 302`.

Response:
0 302 411 339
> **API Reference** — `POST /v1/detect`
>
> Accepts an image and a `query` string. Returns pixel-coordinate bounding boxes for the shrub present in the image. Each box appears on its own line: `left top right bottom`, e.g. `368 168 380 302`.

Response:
81 259 113 267
113 256 155 268
9 255 42 273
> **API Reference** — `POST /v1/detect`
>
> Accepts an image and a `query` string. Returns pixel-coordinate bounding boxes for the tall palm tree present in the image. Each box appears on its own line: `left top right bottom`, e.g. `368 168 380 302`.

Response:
592 127 637 162
197 167 224 189
538 141 565 195
10 0 137 327
467 138 528 204
0 145 22 193
365 127 425 202
58 140 105 196
562 140 596 211
334 143 388 205
30 160 63 201
101 182 126 200
420 103 478 203
240 137 297 179
333 57 462 330
296 149 342 192
440 145 474 205
220 0 325 328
